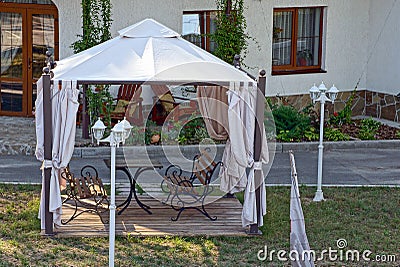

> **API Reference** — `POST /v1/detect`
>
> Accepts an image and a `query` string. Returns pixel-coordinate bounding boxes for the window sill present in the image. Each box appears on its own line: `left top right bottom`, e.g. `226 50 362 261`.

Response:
271 69 327 76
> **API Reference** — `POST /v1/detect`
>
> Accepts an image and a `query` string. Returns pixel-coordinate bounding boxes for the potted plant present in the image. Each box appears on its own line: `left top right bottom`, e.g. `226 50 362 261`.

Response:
297 49 313 66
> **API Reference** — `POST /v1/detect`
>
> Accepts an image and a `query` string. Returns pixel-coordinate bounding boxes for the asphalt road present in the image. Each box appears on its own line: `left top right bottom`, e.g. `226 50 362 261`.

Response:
1 148 399 186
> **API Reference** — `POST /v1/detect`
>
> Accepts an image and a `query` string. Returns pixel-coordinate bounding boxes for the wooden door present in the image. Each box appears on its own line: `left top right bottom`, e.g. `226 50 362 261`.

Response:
0 3 58 116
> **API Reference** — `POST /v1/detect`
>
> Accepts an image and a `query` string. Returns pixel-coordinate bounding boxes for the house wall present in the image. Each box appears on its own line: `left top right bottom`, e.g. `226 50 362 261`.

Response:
244 0 370 97
53 0 217 59
110 0 217 38
366 0 400 96
52 0 82 59
53 0 370 97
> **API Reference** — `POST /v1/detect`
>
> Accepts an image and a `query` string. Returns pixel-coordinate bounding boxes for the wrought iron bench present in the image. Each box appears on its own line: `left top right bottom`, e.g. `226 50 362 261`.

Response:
161 148 222 221
60 165 109 224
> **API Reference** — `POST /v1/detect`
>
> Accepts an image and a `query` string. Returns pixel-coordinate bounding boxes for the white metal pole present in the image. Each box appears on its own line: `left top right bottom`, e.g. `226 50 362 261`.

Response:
314 94 325 202
109 136 116 267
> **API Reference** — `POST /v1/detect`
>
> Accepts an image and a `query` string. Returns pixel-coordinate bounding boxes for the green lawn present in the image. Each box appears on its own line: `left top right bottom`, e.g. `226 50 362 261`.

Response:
0 184 399 266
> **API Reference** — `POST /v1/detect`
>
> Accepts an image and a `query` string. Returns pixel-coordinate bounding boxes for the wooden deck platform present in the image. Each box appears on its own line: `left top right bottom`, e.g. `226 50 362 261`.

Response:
55 194 246 237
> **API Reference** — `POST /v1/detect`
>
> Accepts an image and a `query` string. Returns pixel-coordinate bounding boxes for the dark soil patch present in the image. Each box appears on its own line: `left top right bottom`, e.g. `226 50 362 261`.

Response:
340 120 399 140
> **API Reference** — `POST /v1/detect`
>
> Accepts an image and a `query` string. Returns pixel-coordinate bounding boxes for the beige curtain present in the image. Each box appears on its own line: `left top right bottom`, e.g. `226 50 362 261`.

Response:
197 86 229 140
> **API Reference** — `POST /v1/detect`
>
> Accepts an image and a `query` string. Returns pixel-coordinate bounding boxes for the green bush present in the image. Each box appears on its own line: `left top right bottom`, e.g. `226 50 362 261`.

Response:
304 127 319 141
328 87 357 126
324 127 350 141
358 117 381 140
272 104 311 142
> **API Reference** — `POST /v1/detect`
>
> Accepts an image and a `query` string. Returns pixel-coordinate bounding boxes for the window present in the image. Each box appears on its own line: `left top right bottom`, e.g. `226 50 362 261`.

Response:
182 11 217 52
272 7 324 75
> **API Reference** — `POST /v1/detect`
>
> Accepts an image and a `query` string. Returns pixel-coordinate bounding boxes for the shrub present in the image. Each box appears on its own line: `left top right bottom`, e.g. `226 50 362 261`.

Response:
329 87 357 126
272 104 311 142
358 117 381 140
324 128 350 141
304 127 319 141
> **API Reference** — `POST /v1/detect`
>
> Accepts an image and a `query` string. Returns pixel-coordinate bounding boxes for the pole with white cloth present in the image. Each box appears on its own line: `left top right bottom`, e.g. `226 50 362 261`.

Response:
82 84 90 139
42 51 55 236
249 69 266 234
289 150 315 267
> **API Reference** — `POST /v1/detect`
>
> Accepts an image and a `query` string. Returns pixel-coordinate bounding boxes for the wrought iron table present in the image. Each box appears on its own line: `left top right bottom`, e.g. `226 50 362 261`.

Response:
104 158 163 215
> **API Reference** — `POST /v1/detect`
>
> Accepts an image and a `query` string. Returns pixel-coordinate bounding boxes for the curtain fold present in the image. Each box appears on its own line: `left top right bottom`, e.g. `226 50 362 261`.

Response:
197 86 229 140
36 79 79 229
197 84 269 227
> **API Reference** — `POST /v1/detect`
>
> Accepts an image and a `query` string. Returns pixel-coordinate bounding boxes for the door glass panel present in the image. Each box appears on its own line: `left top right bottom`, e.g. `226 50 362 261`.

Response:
1 12 23 78
31 14 53 79
31 13 54 106
0 12 23 112
0 81 22 111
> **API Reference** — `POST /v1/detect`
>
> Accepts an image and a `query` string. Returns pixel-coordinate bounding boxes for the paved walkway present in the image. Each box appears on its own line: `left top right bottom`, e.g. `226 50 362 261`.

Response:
0 116 89 156
0 116 400 186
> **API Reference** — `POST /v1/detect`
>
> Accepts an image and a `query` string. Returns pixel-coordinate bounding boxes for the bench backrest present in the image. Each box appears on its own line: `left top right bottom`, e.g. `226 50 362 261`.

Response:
117 84 142 101
62 166 107 199
193 149 222 185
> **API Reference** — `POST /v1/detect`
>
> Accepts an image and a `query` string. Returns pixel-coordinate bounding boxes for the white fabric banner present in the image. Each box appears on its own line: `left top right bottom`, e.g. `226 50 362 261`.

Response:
289 151 315 267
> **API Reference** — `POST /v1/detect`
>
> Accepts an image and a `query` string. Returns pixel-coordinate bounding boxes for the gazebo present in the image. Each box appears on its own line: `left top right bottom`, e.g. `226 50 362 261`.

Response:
36 18 269 262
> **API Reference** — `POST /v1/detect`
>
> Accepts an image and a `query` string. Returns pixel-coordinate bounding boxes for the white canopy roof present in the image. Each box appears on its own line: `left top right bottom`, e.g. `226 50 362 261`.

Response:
53 18 254 84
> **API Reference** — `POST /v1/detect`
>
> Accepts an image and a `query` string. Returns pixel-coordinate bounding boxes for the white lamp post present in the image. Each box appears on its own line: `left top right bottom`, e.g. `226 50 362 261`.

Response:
92 119 132 267
309 82 339 202
92 118 107 145
119 117 133 145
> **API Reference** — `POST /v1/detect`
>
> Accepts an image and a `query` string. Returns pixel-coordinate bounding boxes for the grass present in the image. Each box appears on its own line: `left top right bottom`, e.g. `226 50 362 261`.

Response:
0 184 399 266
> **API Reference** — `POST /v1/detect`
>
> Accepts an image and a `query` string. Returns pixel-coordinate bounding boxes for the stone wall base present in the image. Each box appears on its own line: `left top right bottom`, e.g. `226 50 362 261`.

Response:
268 90 400 122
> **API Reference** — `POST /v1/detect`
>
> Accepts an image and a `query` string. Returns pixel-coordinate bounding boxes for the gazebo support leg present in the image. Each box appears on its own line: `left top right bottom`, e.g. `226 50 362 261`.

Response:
82 84 90 139
248 70 266 235
43 71 54 236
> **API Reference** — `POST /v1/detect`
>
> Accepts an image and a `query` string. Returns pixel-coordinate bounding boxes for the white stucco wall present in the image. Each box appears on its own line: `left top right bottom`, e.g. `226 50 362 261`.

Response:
244 0 369 96
52 0 82 59
53 0 372 96
110 0 216 38
366 0 400 95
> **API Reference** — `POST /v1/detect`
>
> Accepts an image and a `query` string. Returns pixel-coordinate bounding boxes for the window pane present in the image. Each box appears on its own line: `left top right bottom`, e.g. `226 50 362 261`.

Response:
208 12 217 52
182 14 202 48
297 8 321 67
272 11 293 66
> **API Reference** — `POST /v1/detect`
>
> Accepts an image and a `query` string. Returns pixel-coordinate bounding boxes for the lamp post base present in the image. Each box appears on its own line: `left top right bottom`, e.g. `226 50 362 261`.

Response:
313 190 325 202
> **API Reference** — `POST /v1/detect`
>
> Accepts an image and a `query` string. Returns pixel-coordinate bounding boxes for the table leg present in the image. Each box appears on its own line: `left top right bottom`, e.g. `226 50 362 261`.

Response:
117 167 154 215
117 168 134 215
132 167 153 214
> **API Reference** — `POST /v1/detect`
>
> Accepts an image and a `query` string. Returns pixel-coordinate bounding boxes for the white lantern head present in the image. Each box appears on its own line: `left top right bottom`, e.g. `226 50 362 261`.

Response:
318 81 327 92
327 84 339 102
120 117 133 141
111 121 125 145
92 118 106 145
309 84 320 102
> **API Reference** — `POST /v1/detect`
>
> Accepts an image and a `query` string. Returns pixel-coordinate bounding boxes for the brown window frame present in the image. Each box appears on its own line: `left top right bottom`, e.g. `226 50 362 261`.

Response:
272 7 325 76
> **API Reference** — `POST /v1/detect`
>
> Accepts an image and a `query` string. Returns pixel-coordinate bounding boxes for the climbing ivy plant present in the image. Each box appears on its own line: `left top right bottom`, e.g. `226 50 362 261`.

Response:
210 0 251 64
71 0 112 53
71 0 113 133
